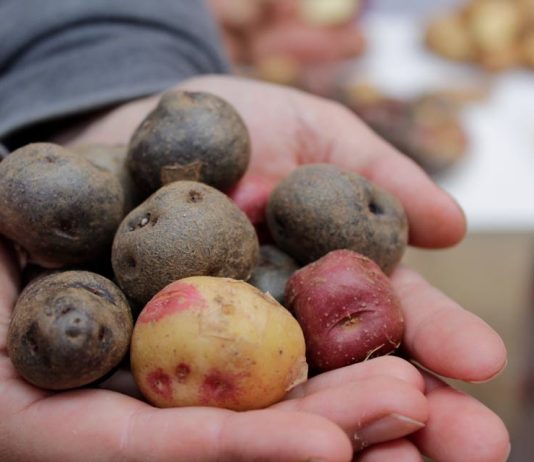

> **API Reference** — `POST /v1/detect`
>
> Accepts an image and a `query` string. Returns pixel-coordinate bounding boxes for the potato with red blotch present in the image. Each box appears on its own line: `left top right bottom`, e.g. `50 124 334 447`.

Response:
285 249 404 373
131 276 308 410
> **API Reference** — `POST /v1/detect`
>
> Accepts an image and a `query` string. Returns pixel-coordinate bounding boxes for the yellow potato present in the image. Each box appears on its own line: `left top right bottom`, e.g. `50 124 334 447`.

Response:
131 277 308 410
425 14 476 61
255 55 301 86
521 30 534 68
467 0 522 53
299 0 359 26
516 0 534 26
480 45 521 71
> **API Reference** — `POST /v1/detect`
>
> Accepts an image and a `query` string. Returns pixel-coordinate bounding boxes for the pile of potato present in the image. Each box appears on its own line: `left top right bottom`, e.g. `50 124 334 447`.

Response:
337 82 477 175
1 91 408 411
426 0 534 71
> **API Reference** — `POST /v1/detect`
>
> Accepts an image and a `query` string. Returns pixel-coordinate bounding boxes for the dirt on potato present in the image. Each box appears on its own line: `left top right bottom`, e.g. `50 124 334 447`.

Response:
127 91 250 196
7 271 133 390
0 143 125 268
267 164 408 274
112 181 259 309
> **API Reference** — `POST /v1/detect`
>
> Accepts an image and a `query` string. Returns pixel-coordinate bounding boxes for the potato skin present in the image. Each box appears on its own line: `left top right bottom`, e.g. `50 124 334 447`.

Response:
131 277 308 410
7 271 133 390
72 144 141 213
285 249 404 372
0 143 125 267
266 164 408 274
249 245 299 305
112 181 259 309
127 91 250 196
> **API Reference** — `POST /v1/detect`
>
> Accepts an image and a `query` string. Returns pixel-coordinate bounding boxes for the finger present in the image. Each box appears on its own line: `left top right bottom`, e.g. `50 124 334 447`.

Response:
250 22 365 64
8 390 352 462
391 266 507 382
411 374 510 462
356 439 423 462
318 104 466 248
208 0 263 29
274 376 428 451
287 356 425 399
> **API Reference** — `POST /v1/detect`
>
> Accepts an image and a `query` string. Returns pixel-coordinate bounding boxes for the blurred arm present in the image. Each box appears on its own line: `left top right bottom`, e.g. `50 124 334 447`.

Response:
0 0 229 150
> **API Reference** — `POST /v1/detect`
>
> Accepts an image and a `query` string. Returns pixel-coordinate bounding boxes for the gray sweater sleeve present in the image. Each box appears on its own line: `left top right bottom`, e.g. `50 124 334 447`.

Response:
0 0 230 149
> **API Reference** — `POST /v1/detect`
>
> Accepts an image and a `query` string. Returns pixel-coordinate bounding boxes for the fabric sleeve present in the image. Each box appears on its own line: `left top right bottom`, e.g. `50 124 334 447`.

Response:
0 0 230 149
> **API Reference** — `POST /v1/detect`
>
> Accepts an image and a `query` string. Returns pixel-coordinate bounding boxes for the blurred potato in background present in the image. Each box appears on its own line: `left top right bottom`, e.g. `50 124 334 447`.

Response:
209 0 366 77
426 0 534 71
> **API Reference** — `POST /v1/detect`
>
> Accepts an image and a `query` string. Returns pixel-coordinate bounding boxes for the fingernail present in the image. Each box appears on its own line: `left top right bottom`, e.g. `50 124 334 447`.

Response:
354 414 425 451
468 358 508 384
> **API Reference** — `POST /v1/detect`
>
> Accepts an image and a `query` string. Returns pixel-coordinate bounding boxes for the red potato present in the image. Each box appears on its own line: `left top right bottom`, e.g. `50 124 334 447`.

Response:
285 249 404 372
131 276 307 410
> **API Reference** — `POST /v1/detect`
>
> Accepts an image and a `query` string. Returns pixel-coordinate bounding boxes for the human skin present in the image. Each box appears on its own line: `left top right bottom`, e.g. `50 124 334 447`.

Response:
208 0 366 66
0 75 510 462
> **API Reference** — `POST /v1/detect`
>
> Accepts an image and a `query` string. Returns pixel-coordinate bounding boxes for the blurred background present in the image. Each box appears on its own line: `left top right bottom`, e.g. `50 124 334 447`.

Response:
211 0 534 460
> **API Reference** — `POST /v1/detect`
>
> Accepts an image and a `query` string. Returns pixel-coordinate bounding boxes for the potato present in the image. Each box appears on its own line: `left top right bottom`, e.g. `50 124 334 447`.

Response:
285 249 404 372
425 14 476 61
348 93 467 175
299 0 360 26
130 276 308 410
479 46 520 71
0 143 125 268
72 144 141 213
249 245 299 305
112 181 259 309
517 0 534 26
127 91 250 196
467 0 522 53
255 56 302 87
0 143 8 159
521 30 534 68
7 271 133 390
266 164 408 274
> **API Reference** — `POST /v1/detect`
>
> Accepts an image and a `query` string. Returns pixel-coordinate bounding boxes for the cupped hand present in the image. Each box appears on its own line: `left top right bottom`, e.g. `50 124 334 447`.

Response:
0 238 427 461
42 75 510 461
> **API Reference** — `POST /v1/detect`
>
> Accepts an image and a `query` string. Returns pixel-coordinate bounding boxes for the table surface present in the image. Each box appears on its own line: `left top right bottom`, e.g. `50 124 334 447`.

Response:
355 11 534 232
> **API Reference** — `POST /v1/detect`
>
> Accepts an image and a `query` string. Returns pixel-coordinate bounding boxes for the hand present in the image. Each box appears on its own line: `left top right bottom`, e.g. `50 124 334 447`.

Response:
11 75 509 461
208 0 365 66
0 242 426 462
